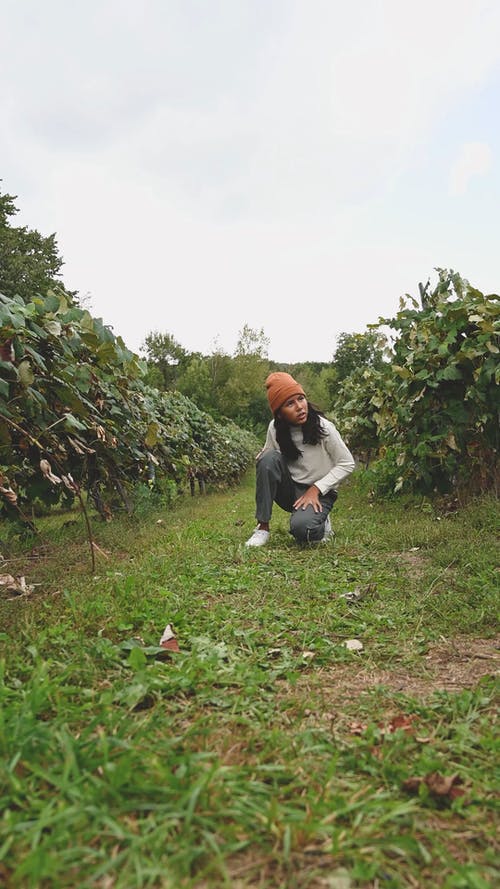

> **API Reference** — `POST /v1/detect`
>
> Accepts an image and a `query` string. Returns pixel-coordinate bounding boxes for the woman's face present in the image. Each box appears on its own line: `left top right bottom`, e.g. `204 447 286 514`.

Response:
278 393 308 425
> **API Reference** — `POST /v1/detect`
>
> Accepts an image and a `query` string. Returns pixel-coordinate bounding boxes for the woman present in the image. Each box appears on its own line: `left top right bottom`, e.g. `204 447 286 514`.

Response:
246 372 355 547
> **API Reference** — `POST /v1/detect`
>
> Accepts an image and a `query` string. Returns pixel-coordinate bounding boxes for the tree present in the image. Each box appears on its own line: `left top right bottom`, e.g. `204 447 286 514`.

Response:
332 330 387 382
285 362 335 411
235 324 270 359
219 325 271 431
177 356 213 411
142 331 188 389
177 326 271 432
0 186 69 303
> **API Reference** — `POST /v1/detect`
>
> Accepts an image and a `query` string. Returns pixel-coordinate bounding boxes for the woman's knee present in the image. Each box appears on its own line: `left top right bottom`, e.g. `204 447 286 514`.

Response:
290 509 323 543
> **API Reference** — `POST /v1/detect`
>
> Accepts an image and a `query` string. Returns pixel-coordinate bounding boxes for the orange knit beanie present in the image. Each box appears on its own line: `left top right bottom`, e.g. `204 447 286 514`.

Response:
265 372 306 413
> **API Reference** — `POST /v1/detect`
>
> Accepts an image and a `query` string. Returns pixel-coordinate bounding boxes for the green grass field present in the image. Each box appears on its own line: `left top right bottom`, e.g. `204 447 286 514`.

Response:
0 471 498 888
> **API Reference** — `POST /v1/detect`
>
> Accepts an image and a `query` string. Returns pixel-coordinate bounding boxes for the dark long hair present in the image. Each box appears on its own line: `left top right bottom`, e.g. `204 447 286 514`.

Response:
274 402 327 461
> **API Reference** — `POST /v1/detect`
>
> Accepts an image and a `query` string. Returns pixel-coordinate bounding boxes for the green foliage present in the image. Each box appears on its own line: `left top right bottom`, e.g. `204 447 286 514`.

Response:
176 354 216 412
141 330 189 389
330 272 498 497
234 323 270 359
165 326 272 434
332 365 386 463
0 291 256 522
332 330 388 383
217 328 270 431
130 477 179 517
375 270 499 495
326 331 389 460
0 186 70 304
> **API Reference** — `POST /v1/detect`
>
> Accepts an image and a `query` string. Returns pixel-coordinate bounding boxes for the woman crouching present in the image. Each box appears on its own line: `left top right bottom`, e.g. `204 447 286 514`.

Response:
246 372 355 547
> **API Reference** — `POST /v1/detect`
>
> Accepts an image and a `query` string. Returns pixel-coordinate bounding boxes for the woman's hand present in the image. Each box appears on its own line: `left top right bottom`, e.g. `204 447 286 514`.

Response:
294 485 322 513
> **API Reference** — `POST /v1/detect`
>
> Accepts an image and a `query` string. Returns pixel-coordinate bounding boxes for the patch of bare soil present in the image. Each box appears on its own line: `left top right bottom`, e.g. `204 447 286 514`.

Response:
388 549 429 578
194 853 373 889
297 636 499 704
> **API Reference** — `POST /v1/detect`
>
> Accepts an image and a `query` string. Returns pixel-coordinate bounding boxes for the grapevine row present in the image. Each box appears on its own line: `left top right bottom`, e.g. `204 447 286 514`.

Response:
0 290 256 524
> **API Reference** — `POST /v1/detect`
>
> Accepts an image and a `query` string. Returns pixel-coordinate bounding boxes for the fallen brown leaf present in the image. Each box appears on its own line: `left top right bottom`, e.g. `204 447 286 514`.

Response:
402 776 423 793
402 771 466 801
348 721 367 735
382 713 415 734
159 623 180 652
0 574 16 586
161 638 180 652
426 771 466 799
0 574 35 596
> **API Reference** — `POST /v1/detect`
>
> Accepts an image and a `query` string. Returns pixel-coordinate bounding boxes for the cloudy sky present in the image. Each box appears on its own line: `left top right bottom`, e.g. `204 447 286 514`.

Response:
1 0 499 362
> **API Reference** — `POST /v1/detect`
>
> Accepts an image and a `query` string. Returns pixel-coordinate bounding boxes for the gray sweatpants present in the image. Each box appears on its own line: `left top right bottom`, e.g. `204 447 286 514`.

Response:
255 450 337 543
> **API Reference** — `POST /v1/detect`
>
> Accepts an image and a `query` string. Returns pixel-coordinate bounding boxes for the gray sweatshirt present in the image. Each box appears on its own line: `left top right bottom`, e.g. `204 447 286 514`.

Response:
262 416 355 494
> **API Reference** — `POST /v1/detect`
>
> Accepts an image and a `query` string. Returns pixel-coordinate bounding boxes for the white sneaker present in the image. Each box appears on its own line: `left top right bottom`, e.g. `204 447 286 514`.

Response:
322 516 333 543
245 528 270 547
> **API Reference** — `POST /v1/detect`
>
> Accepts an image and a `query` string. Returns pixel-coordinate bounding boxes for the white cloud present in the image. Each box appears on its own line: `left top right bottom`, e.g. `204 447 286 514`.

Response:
1 0 499 361
449 142 493 195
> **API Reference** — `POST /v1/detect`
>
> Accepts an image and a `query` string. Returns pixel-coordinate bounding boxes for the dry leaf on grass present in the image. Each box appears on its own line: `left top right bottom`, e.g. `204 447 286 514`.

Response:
340 583 377 603
383 713 415 734
403 771 466 801
349 713 416 743
319 869 353 888
348 721 367 735
0 574 16 586
159 623 180 652
0 574 35 596
340 589 362 603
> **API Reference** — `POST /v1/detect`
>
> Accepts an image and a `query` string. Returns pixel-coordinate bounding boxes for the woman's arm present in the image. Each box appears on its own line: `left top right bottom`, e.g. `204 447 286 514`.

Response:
313 421 355 494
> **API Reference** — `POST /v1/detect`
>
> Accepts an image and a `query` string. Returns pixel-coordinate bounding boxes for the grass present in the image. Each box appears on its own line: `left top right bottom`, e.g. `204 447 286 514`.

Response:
0 471 498 888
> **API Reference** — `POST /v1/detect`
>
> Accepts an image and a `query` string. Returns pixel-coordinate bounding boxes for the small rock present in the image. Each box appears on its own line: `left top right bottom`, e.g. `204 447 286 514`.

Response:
344 639 364 652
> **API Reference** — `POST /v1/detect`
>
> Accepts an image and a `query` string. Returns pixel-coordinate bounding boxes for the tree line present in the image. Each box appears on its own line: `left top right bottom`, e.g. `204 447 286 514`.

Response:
141 324 387 438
